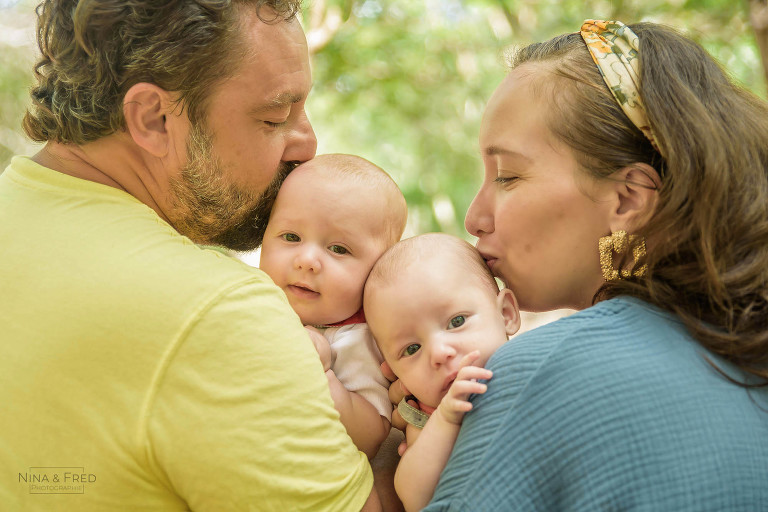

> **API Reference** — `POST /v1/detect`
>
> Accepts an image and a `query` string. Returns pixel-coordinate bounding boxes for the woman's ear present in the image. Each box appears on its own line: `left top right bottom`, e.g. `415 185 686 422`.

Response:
496 288 521 337
608 163 661 233
123 83 173 158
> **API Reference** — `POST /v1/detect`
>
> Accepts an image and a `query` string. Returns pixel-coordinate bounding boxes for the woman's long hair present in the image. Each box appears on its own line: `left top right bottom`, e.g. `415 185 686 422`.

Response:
510 23 768 386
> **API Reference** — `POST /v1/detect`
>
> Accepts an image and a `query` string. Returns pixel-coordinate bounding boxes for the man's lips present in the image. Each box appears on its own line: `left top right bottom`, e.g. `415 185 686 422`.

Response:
286 284 320 299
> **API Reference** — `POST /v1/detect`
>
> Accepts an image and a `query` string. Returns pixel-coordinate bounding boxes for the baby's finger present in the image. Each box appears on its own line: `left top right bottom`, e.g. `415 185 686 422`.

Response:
436 398 473 424
380 360 397 382
387 378 408 406
391 407 407 432
456 365 493 382
448 379 488 399
458 350 481 369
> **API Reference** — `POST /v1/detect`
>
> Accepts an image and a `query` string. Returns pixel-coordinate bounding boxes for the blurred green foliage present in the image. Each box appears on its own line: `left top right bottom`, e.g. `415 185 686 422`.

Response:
1 0 762 237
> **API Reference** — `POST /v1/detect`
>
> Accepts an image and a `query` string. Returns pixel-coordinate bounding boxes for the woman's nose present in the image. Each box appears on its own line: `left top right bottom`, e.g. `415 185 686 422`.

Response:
294 246 321 272
465 184 494 236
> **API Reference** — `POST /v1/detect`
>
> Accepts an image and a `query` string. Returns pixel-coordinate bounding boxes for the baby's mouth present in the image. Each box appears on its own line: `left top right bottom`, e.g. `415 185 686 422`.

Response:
287 283 320 298
442 371 458 392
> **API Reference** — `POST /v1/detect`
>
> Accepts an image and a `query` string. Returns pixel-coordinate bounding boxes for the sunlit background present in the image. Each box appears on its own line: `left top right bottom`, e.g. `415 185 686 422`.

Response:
1 0 763 330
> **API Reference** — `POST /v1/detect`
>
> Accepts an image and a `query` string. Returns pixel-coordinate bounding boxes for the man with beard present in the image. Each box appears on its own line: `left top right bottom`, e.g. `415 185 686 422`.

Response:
0 1 381 510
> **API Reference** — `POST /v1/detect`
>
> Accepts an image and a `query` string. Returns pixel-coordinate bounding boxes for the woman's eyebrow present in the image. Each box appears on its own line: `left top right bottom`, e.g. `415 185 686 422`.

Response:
484 145 532 163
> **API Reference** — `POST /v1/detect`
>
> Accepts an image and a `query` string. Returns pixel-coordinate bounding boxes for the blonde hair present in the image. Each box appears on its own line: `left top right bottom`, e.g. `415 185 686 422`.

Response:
366 233 498 296
301 154 408 246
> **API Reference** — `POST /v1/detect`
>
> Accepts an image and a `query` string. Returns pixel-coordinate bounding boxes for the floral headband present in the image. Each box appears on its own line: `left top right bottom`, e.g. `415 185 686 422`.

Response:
580 19 661 154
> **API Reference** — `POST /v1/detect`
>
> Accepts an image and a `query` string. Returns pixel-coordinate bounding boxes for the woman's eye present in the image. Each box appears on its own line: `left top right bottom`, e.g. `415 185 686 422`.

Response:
264 120 288 128
448 315 466 329
329 245 348 255
494 176 518 184
282 233 300 242
402 344 421 357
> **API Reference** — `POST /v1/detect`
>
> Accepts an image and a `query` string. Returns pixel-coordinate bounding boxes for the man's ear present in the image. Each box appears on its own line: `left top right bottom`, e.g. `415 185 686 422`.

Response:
608 163 661 233
123 83 173 158
496 288 521 337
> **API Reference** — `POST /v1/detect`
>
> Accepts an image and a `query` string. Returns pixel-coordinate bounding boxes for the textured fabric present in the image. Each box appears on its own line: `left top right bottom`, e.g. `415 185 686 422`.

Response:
425 297 768 511
0 157 372 511
398 398 430 429
581 19 660 153
324 323 391 420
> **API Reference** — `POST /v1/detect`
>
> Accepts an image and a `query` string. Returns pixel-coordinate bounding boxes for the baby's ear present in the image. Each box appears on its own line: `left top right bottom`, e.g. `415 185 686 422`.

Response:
496 288 521 337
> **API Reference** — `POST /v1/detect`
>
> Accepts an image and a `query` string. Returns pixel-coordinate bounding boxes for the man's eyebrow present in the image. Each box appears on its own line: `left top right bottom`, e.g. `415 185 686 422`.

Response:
249 92 304 114
484 145 533 162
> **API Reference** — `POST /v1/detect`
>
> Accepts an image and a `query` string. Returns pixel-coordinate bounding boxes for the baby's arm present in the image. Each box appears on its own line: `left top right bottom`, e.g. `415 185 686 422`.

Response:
394 351 491 512
326 371 391 459
305 326 332 371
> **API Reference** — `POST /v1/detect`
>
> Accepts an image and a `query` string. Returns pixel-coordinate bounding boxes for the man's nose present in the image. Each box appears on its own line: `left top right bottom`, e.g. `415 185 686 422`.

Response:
282 111 317 164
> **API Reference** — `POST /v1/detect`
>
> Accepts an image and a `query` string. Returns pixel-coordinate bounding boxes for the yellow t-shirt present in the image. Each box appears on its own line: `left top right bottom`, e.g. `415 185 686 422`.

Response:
0 157 372 511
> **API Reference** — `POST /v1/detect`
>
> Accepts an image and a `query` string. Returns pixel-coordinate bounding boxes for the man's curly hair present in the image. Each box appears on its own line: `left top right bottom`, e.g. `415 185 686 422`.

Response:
23 0 302 144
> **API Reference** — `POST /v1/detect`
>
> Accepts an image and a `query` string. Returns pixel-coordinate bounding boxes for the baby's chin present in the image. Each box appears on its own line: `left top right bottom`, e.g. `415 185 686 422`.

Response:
297 309 353 327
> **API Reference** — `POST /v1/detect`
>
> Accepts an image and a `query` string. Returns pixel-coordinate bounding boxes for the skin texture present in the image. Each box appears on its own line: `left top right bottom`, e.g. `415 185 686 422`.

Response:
364 236 520 512
259 161 394 326
259 157 405 460
161 13 316 248
33 11 317 250
367 256 518 409
464 66 618 312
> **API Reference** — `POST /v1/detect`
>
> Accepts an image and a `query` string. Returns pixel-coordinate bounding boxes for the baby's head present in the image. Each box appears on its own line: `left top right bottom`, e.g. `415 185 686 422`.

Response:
364 233 520 409
260 154 407 326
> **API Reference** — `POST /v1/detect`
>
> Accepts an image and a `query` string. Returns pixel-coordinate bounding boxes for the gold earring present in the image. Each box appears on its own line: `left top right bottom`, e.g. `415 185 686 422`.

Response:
598 230 648 281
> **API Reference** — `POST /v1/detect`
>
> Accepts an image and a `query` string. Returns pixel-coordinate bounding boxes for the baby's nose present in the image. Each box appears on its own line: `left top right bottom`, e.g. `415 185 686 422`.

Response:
294 247 322 272
430 340 457 367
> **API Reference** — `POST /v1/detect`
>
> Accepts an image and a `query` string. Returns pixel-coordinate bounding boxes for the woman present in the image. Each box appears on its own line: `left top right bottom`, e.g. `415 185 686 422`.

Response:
419 20 768 510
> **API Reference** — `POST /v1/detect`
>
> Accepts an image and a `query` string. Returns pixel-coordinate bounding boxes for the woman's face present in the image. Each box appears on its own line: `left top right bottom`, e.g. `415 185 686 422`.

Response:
465 66 615 312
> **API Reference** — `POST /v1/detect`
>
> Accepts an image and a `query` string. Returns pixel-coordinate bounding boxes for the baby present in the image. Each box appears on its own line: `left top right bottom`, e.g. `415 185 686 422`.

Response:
259 153 407 458
363 233 521 511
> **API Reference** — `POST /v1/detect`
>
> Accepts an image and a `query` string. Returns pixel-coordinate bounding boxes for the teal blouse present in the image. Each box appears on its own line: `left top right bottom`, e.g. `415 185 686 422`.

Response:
425 297 768 511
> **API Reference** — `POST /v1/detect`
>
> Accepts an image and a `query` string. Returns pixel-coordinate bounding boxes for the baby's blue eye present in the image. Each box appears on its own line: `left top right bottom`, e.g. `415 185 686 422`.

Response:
329 245 348 255
448 315 466 329
402 344 421 357
282 233 300 242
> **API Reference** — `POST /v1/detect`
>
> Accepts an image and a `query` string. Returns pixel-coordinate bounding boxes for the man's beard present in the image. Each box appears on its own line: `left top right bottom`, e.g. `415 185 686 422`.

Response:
167 122 297 251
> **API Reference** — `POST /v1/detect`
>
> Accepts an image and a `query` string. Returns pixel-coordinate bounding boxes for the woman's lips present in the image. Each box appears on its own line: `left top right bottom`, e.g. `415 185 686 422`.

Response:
286 284 320 299
479 252 497 270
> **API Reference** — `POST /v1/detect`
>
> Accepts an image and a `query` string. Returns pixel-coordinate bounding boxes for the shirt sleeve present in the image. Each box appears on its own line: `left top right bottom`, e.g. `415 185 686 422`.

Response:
142 280 373 511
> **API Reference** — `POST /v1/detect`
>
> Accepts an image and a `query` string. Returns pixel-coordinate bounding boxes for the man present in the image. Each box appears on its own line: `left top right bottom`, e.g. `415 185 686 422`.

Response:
0 1 381 509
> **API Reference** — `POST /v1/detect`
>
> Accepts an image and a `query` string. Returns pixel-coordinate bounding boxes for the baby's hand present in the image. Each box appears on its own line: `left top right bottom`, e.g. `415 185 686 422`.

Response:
305 326 332 371
436 350 492 425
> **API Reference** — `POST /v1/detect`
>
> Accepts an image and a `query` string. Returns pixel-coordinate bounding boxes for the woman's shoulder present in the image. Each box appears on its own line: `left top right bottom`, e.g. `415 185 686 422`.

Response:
488 296 690 380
